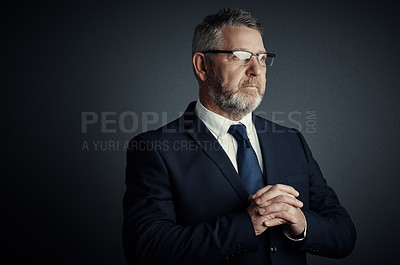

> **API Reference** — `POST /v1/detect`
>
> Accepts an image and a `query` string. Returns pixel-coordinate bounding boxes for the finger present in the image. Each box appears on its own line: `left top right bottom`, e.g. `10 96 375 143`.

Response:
264 218 287 227
253 188 282 204
258 194 303 209
274 184 299 197
263 208 302 225
251 185 274 199
255 184 299 203
259 202 292 216
247 200 259 214
255 186 300 205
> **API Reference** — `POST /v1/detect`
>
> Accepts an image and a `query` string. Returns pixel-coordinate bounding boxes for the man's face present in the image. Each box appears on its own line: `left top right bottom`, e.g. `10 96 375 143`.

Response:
207 26 267 118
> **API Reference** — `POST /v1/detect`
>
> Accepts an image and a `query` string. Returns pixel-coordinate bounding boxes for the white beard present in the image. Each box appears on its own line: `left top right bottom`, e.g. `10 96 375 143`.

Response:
208 66 264 120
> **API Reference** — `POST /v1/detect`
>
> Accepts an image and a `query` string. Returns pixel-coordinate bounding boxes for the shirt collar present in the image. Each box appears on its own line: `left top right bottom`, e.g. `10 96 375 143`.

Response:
194 100 253 139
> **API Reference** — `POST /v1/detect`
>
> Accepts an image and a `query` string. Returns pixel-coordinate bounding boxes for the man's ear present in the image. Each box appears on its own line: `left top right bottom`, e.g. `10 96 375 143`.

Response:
192 52 208 81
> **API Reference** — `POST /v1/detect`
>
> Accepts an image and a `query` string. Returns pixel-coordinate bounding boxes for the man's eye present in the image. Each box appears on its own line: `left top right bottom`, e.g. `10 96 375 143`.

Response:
259 55 267 62
233 52 250 60
232 55 243 61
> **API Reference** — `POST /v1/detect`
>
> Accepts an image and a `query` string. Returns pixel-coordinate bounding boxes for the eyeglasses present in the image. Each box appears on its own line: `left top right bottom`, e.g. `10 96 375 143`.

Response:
201 50 275 67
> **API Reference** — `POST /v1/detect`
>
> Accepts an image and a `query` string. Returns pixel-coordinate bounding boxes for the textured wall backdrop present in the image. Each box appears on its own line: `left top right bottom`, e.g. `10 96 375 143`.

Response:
4 0 400 264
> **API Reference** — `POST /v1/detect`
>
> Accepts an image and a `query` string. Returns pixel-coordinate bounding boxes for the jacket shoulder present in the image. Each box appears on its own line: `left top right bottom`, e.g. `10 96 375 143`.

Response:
253 114 299 134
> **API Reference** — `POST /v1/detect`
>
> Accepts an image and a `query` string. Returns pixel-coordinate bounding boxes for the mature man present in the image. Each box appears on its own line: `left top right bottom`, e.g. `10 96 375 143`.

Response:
123 8 356 265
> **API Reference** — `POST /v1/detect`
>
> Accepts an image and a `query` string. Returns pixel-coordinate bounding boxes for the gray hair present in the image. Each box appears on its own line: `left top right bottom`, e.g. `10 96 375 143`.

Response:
192 8 263 57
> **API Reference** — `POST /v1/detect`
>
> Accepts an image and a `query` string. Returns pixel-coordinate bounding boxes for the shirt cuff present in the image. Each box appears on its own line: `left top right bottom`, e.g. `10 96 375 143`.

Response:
283 221 307 241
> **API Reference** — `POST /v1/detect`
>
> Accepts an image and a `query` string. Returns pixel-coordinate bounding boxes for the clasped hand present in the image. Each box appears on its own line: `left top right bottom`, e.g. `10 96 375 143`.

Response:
247 184 306 236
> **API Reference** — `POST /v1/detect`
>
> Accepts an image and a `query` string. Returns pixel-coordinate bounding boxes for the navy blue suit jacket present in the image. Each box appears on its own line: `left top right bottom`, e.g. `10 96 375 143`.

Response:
123 102 356 265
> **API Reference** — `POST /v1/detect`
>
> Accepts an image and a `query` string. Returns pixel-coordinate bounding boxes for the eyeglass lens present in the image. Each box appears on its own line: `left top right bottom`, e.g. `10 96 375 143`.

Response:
233 51 274 67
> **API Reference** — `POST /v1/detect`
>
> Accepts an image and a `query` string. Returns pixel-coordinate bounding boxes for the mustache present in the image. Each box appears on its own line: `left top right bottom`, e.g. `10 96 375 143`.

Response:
240 77 261 88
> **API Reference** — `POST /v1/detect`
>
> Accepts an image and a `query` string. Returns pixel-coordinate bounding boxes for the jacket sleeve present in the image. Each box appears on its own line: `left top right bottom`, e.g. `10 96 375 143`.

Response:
295 130 357 258
122 135 258 265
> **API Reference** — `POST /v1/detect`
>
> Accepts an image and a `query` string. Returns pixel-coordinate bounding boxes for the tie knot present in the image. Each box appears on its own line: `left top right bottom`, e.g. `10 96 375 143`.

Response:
228 124 249 143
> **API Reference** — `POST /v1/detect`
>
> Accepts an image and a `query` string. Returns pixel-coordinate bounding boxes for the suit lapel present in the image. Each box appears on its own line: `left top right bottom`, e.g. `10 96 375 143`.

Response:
181 102 250 204
253 114 280 185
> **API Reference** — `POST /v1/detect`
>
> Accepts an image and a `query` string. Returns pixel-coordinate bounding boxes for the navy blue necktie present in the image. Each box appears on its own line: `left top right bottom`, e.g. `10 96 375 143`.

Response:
228 124 264 194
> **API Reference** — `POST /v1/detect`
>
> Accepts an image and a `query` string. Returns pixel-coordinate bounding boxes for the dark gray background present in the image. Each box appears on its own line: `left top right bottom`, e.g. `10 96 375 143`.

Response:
4 0 400 264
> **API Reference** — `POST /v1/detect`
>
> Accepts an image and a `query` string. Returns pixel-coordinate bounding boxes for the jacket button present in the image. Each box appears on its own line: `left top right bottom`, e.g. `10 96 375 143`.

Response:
270 246 277 253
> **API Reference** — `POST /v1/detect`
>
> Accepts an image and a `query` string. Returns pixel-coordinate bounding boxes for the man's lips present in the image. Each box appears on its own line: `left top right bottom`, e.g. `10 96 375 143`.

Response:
242 84 258 89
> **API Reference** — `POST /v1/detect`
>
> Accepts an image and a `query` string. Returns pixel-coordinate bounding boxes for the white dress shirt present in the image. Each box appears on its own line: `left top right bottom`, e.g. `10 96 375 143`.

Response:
194 100 264 173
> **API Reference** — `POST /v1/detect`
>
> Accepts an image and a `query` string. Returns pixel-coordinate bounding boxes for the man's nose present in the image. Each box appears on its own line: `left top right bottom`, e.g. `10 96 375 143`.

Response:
245 56 263 76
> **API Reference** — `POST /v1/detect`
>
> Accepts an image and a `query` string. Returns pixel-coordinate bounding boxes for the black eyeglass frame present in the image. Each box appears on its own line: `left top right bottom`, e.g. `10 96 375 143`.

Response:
201 50 275 67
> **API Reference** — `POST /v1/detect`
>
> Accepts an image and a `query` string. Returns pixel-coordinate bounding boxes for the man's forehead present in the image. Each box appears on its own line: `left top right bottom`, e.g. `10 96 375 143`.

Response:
221 26 265 52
